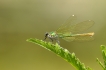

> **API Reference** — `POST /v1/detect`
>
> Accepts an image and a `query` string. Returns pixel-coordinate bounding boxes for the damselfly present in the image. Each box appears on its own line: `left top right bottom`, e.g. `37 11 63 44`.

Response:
44 15 94 44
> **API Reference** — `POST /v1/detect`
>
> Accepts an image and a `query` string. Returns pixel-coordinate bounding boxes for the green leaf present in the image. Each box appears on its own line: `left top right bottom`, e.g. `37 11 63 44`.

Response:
101 45 106 69
27 38 92 70
97 45 106 70
96 58 105 69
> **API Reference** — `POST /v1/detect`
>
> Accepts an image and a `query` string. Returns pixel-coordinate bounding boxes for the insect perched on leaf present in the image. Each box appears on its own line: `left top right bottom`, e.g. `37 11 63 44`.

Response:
44 15 94 44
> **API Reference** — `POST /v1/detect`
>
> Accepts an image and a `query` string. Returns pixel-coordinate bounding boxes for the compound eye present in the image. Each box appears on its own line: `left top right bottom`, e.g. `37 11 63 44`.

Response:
45 32 48 37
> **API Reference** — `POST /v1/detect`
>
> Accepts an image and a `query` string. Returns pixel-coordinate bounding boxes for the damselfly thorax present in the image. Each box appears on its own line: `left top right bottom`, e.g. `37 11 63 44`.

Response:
44 31 60 43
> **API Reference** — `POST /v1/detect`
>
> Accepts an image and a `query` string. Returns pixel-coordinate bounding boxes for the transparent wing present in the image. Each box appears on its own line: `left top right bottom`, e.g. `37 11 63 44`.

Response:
71 20 95 34
62 37 75 42
56 15 94 34
56 15 77 33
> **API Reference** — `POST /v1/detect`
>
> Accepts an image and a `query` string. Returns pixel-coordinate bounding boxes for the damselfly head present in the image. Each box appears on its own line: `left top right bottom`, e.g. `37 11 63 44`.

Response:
45 32 49 37
44 32 49 40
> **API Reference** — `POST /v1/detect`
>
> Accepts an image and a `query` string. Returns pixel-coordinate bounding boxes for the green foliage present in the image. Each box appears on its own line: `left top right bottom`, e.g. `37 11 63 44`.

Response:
97 45 106 70
27 38 92 70
26 38 106 70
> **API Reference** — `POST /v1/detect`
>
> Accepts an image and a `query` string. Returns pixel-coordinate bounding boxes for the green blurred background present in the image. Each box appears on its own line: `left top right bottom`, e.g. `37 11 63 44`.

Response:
0 0 106 70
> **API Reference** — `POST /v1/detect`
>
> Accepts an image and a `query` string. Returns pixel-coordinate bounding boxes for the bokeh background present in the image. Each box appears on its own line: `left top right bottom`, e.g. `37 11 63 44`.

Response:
0 0 106 70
